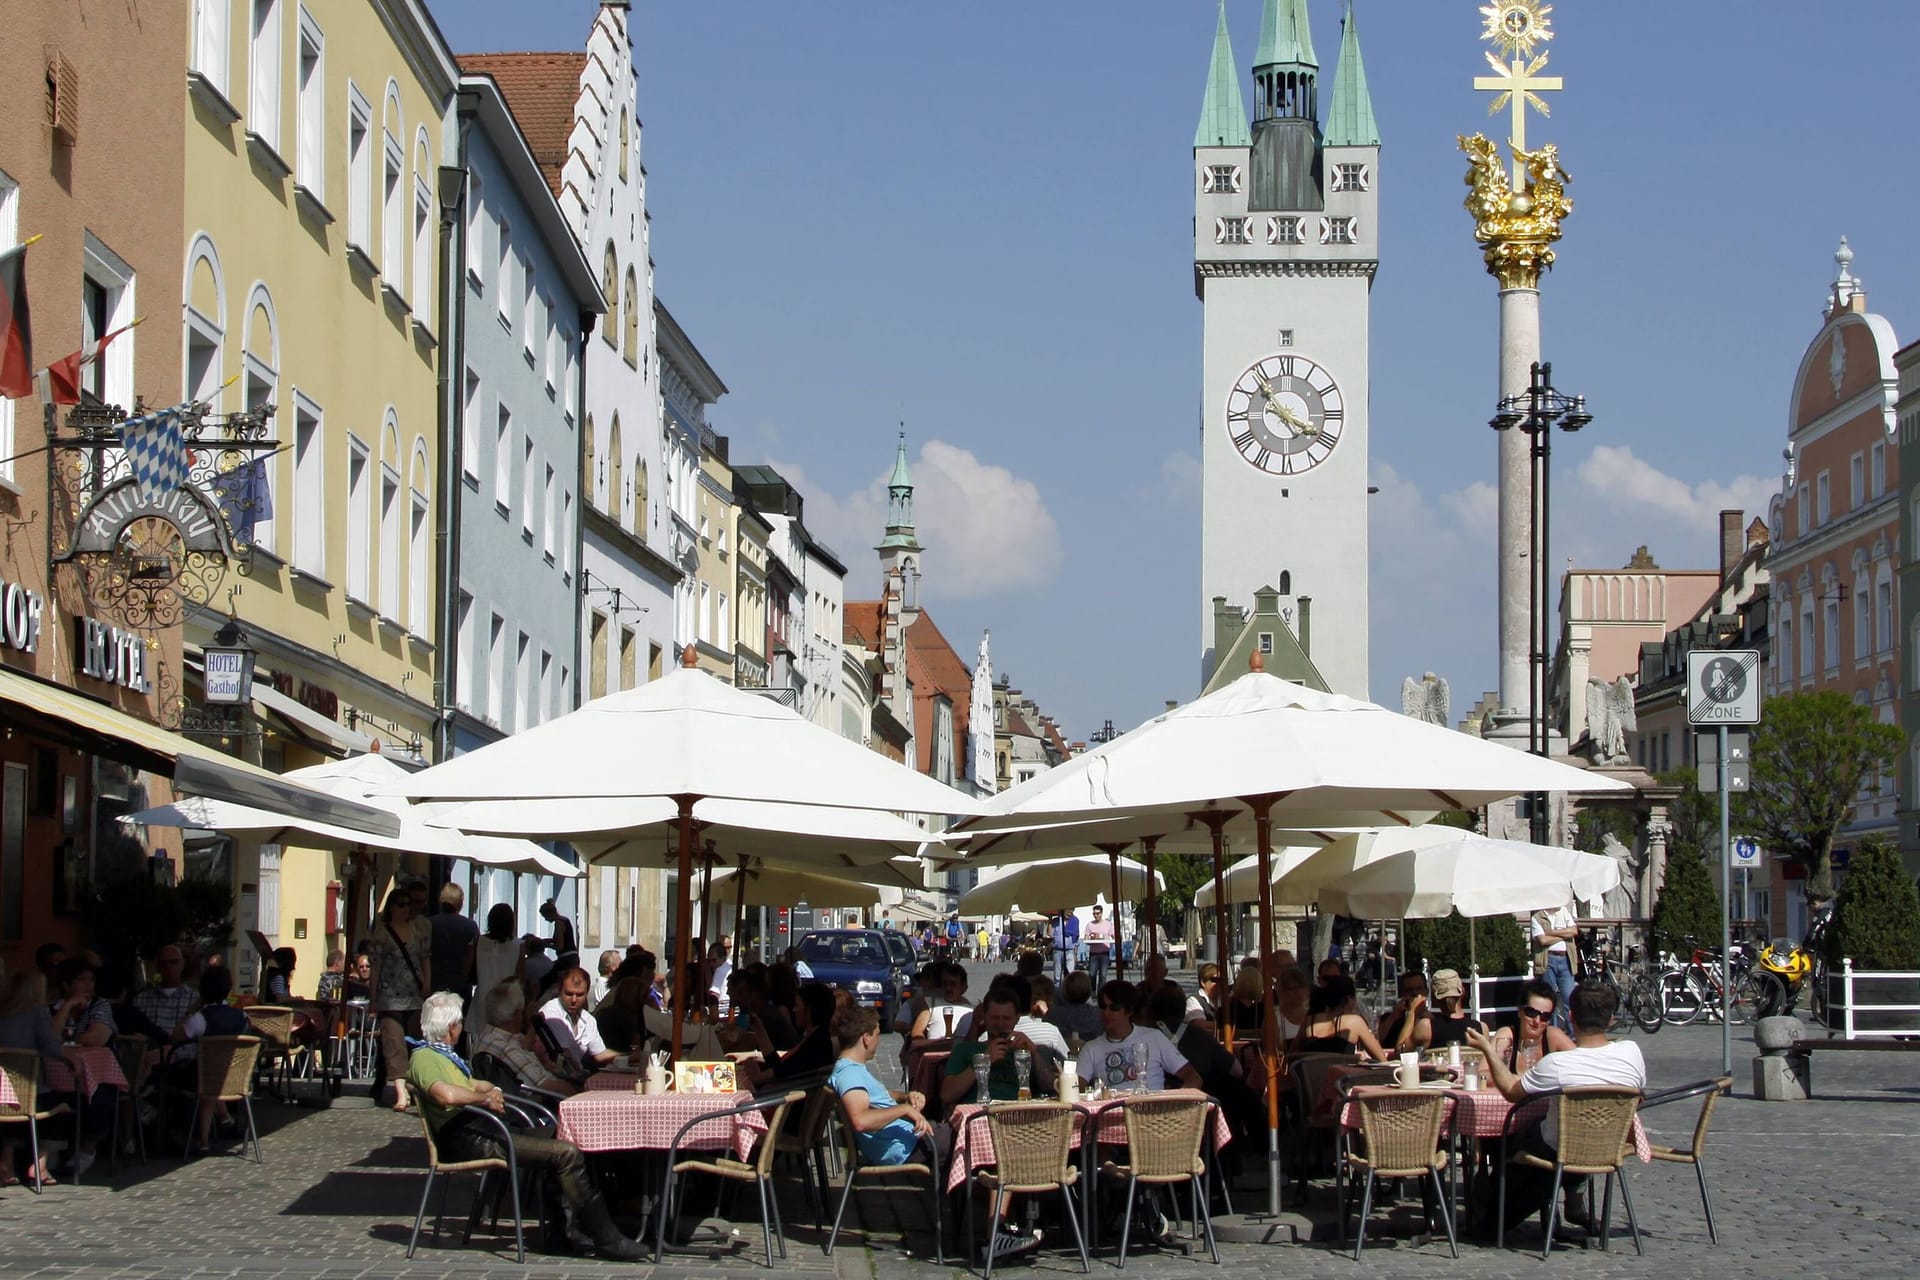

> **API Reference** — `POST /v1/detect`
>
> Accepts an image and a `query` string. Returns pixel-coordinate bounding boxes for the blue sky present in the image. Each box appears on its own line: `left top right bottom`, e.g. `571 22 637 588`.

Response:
431 1 1920 742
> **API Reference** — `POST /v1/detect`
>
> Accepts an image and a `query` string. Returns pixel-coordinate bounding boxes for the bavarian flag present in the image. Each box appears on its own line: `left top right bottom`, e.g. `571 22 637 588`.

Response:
0 241 30 400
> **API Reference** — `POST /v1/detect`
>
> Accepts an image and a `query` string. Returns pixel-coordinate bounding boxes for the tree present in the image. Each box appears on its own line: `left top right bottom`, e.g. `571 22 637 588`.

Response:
1133 851 1214 945
1650 840 1722 956
1825 836 1920 970
1736 690 1903 909
1404 911 1529 977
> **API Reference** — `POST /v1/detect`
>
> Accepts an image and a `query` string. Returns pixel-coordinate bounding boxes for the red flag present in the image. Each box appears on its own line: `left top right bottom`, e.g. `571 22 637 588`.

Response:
0 243 31 399
45 320 137 406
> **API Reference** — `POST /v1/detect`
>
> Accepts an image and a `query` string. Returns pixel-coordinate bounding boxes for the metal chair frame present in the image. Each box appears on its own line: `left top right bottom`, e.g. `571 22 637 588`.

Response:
1638 1075 1732 1244
406 1103 527 1264
1337 1086 1459 1261
824 1090 945 1264
0 1049 76 1193
1098 1094 1221 1267
1495 1085 1645 1257
961 1102 1089 1280
184 1035 264 1164
653 1090 801 1265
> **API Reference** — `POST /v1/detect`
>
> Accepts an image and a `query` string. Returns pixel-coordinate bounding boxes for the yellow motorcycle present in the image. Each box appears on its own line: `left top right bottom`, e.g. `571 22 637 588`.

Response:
1751 908 1831 1019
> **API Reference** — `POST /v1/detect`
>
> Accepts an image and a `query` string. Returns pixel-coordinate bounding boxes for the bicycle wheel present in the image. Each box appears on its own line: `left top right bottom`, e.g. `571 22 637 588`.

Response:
1728 969 1768 1025
1628 974 1664 1033
1661 972 1703 1026
1749 970 1786 1020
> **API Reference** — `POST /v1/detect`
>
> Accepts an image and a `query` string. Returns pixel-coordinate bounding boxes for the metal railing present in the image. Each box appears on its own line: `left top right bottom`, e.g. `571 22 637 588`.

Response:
1827 958 1920 1039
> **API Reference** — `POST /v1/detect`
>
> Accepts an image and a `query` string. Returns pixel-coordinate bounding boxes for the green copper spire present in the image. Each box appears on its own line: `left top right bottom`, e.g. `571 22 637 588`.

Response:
1255 0 1318 72
1194 1 1252 149
880 432 919 549
1324 2 1379 146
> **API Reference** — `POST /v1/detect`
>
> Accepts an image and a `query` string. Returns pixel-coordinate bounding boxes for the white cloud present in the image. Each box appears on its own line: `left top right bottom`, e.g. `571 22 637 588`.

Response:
1159 451 1202 507
1576 445 1775 525
1441 480 1499 533
770 441 1062 600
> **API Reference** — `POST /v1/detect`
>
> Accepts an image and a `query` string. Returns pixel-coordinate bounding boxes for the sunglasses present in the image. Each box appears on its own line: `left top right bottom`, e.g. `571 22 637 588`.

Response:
1519 1006 1553 1021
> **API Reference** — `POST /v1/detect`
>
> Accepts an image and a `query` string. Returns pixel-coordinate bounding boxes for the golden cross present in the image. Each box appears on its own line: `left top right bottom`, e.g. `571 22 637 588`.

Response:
1473 52 1562 186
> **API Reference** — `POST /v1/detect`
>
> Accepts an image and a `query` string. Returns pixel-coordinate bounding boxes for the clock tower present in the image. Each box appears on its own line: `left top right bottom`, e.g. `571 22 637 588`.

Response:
1195 0 1378 697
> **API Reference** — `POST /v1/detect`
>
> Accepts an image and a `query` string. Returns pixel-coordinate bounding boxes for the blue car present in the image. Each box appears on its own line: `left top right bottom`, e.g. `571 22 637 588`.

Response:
796 928 916 1029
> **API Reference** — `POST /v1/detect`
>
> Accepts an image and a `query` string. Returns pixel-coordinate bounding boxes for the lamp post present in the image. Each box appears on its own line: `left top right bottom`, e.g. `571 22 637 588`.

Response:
1490 360 1592 845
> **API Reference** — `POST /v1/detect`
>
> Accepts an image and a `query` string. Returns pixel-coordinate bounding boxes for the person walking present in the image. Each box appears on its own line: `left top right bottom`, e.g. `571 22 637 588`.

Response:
1083 904 1114 987
1050 908 1080 984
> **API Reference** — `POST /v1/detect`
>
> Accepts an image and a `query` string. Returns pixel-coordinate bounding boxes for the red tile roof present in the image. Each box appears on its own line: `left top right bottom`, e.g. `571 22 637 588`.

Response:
843 601 883 651
843 603 977 782
457 53 587 199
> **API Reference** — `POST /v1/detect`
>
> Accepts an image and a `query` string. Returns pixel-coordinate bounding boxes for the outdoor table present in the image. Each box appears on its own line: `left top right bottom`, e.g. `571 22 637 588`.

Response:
556 1090 768 1159
584 1070 642 1092
44 1046 130 1100
0 1066 19 1109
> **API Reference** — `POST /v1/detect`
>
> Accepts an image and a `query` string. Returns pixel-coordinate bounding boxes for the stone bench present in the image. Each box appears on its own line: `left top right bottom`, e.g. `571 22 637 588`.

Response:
1754 1015 1920 1099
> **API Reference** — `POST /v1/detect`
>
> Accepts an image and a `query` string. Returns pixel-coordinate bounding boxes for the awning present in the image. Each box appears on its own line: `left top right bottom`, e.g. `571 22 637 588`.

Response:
0 662 400 840
250 679 379 756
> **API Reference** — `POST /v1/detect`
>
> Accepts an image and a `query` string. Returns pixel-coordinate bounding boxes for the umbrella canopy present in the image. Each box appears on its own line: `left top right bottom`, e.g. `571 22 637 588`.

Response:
1009 910 1051 924
1190 850 1321 912
707 864 892 909
964 671 1629 829
1302 826 1621 920
122 754 576 878
382 664 982 818
957 855 1162 917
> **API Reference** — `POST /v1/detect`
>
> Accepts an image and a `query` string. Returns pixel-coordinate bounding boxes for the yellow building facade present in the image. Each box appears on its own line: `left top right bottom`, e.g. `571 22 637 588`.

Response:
180 0 456 989
692 433 738 683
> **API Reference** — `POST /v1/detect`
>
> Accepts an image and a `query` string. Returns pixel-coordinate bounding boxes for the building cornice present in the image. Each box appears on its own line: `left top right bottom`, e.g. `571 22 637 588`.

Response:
1195 259 1378 281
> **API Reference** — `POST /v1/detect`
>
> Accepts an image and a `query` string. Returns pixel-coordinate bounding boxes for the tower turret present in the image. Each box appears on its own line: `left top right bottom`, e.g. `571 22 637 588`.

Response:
877 433 923 621
1249 0 1322 211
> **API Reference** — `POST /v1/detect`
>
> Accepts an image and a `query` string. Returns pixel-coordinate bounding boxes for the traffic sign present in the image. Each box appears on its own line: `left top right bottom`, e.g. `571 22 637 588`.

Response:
1687 650 1762 725
1732 836 1761 867
1694 731 1749 766
1696 760 1751 793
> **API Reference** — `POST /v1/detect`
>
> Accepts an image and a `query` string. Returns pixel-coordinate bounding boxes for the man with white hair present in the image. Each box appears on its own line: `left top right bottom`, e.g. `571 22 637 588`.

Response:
472 981 577 1097
407 992 642 1259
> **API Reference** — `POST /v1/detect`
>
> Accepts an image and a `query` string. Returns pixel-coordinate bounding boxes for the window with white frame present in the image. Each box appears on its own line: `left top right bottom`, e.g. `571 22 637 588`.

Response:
1215 217 1250 245
184 297 224 412
1877 567 1893 652
1322 216 1358 244
1799 598 1814 678
521 437 535 537
292 393 324 574
718 592 729 649
381 127 404 291
1268 216 1302 245
1872 441 1887 498
1777 613 1793 683
486 612 505 722
496 218 513 326
461 368 479 482
193 0 231 96
1823 591 1840 669
346 85 372 251
522 259 537 362
295 10 323 193
563 339 576 421
1203 164 1240 194
1331 162 1369 192
409 485 429 629
411 169 432 324
542 463 555 557
378 461 400 617
494 403 511 503
465 170 484 282
1796 484 1808 535
82 233 136 410
0 169 14 484
241 346 277 553
1851 454 1864 509
560 664 571 714
1816 471 1830 525
560 490 572 575
514 631 530 731
543 302 557 392
454 589 474 710
248 0 283 154
346 436 370 601
698 582 711 642
1855 574 1871 661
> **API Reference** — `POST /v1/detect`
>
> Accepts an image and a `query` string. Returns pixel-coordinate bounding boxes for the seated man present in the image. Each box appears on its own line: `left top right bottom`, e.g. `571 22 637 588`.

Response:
133 944 197 1042
1045 970 1103 1044
940 988 1057 1106
1078 981 1202 1093
954 976 1068 1059
739 982 837 1091
471 980 577 1097
1379 972 1433 1052
408 993 642 1259
1465 981 1647 1234
830 1005 937 1165
537 966 623 1074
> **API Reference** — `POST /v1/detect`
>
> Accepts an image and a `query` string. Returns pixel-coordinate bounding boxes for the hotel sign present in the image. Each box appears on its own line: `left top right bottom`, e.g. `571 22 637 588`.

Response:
75 616 150 692
0 578 44 654
58 476 233 561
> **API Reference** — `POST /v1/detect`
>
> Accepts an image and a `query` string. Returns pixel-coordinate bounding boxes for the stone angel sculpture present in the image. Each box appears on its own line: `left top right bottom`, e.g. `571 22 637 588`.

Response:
1583 675 1637 765
1401 672 1451 726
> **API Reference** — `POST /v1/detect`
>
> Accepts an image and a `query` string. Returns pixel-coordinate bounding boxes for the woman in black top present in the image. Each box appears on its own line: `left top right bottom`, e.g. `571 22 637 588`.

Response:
1423 969 1486 1048
1290 976 1389 1060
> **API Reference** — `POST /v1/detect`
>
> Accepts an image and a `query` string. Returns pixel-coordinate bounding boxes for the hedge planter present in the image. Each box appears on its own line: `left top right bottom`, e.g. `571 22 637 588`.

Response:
1820 960 1920 1036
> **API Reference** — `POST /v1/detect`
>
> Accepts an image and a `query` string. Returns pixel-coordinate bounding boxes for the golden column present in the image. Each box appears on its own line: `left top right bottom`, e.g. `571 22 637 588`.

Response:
1459 1 1574 771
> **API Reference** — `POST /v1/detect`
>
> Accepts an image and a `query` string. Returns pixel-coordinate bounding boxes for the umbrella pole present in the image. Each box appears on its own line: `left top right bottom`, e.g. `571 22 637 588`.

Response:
1142 835 1159 963
1194 811 1233 1044
698 846 716 945
732 856 749 962
670 795 697 1062
1095 843 1126 980
1248 793 1283 1219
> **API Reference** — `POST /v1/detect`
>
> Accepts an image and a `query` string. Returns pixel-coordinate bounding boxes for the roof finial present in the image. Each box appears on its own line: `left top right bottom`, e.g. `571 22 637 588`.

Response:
1831 235 1860 311
681 643 698 668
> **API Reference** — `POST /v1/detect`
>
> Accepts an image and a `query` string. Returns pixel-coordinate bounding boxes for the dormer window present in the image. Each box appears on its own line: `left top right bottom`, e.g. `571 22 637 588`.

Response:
1203 164 1242 194
1331 162 1370 192
1215 217 1251 245
1268 216 1303 245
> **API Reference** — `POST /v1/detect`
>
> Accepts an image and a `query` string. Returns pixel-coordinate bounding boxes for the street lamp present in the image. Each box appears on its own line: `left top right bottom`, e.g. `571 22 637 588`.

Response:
1490 360 1592 845
202 616 258 706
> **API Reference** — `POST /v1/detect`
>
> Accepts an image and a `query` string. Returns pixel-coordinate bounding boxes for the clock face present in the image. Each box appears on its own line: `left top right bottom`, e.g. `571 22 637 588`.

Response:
1224 353 1344 474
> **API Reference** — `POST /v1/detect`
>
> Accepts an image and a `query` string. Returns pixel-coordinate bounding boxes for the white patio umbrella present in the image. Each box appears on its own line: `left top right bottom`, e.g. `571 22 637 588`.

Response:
122 753 576 878
708 864 892 910
382 653 981 1052
1190 850 1320 912
1301 826 1621 921
954 665 1630 1215
957 855 1162 917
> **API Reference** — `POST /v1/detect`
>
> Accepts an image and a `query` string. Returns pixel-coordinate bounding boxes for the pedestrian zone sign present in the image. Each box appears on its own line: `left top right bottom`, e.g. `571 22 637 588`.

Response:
1687 650 1761 725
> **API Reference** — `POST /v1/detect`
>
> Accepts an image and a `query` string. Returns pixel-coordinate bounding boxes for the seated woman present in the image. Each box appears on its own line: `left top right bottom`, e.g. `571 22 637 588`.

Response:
1290 975 1389 1061
0 972 88 1185
1423 969 1487 1048
1186 963 1222 1031
261 947 297 1004
1489 977 1575 1073
170 966 254 1153
739 982 836 1091
592 976 652 1055
1227 962 1267 1038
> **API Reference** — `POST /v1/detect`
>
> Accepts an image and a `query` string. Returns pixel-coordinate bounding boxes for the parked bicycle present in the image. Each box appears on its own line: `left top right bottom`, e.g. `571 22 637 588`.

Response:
1659 937 1766 1026
1579 932 1663 1034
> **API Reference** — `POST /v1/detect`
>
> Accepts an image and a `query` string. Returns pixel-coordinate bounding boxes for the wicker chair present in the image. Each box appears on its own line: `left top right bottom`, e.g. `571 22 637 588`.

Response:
406 1104 527 1263
824 1091 944 1265
963 1102 1089 1280
1097 1094 1220 1266
244 1005 297 1101
185 1035 263 1163
773 1084 839 1231
0 1048 74 1193
1639 1076 1732 1244
1497 1085 1644 1257
654 1090 803 1266
1339 1086 1458 1260
111 1032 152 1165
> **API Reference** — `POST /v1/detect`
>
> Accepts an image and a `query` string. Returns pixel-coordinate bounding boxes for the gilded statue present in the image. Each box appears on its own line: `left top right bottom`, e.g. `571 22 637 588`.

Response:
1458 133 1573 289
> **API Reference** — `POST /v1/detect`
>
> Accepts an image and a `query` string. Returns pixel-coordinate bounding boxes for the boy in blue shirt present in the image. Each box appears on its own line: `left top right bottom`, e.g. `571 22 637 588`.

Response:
829 1005 932 1165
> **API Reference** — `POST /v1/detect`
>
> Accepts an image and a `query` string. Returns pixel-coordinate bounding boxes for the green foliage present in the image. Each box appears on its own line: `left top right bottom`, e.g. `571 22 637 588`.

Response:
1136 852 1213 943
1431 810 1477 831
1574 804 1638 852
1737 690 1904 906
1826 836 1920 970
1651 840 1722 956
1404 911 1529 978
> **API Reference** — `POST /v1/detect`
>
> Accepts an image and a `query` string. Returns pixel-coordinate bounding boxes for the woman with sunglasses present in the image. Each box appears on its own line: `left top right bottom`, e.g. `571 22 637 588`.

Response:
1490 977 1575 1074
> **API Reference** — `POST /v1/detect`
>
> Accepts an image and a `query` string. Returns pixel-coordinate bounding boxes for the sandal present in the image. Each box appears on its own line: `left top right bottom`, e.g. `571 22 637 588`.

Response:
0 1172 20 1187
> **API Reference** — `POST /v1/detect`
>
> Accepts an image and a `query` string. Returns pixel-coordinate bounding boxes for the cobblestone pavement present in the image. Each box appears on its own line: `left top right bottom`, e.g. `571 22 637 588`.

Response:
4 1008 1918 1279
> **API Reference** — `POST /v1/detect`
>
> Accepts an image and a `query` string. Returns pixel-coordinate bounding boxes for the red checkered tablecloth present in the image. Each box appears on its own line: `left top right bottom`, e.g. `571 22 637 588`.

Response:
584 1071 642 1092
0 1065 20 1109
43 1047 129 1100
557 1091 768 1158
945 1091 1231 1192
1339 1088 1651 1162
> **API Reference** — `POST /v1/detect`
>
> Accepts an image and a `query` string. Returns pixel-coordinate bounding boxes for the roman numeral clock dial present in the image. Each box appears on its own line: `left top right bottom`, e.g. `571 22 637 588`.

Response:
1224 353 1344 475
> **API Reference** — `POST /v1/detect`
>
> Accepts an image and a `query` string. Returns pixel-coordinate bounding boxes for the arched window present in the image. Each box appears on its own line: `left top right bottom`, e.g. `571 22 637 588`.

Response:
1278 570 1291 595
608 413 624 523
1855 572 1871 661
618 108 630 182
378 410 403 619
238 283 278 553
601 244 618 347
584 412 597 504
623 268 639 367
184 233 227 409
408 438 430 630
634 461 647 535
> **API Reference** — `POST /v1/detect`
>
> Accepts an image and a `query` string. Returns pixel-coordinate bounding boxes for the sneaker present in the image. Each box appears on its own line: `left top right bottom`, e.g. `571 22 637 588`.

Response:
987 1226 1043 1262
72 1150 96 1177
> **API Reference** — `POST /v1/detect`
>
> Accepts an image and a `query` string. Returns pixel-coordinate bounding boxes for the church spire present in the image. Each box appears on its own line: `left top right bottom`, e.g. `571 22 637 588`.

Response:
1323 2 1379 146
883 431 915 543
1253 0 1318 123
1195 0 1252 149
